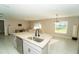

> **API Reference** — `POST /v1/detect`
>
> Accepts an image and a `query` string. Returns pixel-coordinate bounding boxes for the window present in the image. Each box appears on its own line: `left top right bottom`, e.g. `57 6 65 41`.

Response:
55 21 68 34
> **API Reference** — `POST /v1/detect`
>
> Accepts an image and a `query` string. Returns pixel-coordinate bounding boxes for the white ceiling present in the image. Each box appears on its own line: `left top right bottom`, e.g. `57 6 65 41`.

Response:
0 4 79 20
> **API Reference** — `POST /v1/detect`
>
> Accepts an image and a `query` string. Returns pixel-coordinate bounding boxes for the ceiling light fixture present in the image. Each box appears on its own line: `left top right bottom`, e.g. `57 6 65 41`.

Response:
55 14 59 22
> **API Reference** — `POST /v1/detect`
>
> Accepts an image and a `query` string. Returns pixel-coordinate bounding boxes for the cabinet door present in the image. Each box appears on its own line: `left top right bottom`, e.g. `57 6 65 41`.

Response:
26 46 39 54
23 40 40 54
27 47 36 54
23 41 28 54
13 36 17 48
23 44 39 54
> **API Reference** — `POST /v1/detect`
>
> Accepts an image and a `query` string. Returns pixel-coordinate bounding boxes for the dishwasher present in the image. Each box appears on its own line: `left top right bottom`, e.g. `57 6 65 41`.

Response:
16 36 23 54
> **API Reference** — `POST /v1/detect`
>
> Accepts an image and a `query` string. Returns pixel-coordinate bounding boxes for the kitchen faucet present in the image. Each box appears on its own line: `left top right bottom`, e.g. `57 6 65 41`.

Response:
35 29 40 37
34 22 41 37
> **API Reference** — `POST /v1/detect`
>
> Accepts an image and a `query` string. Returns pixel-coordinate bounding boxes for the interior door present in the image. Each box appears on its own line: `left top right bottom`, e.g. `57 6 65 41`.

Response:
0 20 4 34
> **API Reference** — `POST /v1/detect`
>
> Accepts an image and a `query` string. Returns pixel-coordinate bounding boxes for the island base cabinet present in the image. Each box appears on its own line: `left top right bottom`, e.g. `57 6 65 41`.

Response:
23 40 41 54
23 40 48 54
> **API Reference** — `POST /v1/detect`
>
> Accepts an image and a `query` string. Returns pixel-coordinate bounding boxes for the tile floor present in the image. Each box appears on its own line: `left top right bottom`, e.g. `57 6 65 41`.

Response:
48 38 78 54
0 34 19 54
0 34 78 54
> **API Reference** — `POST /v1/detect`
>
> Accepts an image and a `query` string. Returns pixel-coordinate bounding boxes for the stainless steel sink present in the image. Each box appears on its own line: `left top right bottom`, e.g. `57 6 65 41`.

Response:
27 37 43 42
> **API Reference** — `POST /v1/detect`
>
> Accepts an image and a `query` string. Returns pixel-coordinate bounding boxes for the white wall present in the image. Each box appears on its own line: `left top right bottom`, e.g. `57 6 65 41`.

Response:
4 20 9 35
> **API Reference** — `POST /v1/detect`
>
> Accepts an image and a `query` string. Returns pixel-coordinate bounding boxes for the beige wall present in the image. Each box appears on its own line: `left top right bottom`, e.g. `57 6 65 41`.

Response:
7 20 31 34
39 20 54 34
3 16 79 37
30 16 79 39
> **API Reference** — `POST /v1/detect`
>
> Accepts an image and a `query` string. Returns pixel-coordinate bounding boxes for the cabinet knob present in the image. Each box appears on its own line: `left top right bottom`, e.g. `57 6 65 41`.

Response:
28 48 30 52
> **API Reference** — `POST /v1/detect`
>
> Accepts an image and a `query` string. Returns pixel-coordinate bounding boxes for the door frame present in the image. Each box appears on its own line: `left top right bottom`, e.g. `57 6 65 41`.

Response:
0 19 8 36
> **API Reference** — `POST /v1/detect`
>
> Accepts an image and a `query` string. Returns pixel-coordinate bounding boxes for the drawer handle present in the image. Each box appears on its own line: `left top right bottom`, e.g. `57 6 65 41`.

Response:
28 48 30 52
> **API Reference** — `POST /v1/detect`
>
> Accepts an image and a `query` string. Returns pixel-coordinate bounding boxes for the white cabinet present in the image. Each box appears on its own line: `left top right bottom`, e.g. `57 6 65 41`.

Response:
24 45 40 54
12 35 17 48
23 40 48 54
23 40 41 54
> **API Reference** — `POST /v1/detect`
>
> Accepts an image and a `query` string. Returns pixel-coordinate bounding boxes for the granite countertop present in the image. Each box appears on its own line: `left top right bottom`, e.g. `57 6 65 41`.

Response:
13 32 52 48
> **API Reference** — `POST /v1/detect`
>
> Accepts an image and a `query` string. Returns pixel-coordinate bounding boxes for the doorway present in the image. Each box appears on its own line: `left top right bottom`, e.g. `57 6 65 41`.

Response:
0 20 4 35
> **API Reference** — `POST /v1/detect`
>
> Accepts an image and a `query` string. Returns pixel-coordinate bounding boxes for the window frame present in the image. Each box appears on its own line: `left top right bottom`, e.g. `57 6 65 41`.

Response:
54 21 68 34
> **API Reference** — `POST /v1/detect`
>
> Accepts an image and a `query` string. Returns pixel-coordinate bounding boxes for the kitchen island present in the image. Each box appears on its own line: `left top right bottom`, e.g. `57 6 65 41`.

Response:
13 32 52 54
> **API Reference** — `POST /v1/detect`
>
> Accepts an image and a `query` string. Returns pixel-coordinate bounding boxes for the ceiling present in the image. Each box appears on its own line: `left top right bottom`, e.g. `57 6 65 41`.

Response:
0 4 79 20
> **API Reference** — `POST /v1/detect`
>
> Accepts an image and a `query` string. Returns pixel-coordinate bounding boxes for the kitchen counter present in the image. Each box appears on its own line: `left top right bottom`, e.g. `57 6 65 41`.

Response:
13 32 52 49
